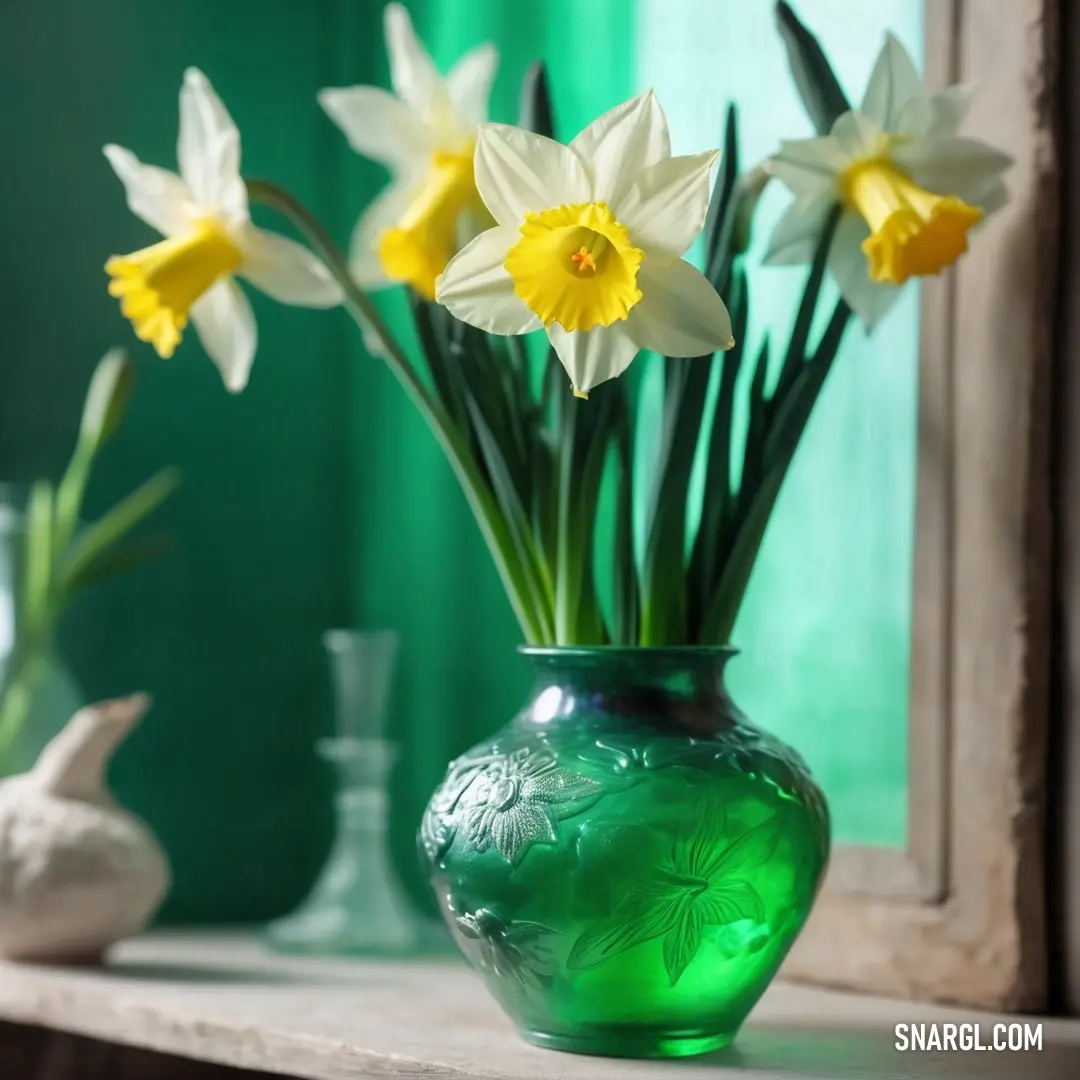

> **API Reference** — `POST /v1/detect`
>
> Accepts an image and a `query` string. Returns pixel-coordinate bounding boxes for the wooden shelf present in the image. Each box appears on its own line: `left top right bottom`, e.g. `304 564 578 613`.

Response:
0 932 1077 1079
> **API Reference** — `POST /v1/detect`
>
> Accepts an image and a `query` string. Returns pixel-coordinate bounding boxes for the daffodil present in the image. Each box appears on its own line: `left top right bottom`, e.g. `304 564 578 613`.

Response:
318 3 497 300
765 32 1012 329
104 69 342 391
434 92 734 397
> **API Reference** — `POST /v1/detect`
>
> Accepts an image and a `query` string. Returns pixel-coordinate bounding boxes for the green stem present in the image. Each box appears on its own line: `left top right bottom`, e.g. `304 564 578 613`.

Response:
245 179 545 644
53 437 94 564
0 640 48 774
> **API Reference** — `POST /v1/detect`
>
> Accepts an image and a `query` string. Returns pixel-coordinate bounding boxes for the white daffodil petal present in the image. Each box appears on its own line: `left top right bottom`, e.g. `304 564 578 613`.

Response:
547 322 640 395
177 68 248 225
764 190 837 265
829 111 884 160
768 138 849 197
103 145 194 237
617 150 718 264
775 136 853 173
190 278 258 392
897 83 974 140
436 225 541 335
937 172 1009 220
384 2 452 127
967 178 1008 216
571 91 671 206
828 211 901 331
860 31 923 130
318 86 433 174
348 181 415 287
446 42 498 128
455 203 495 252
892 136 1013 200
238 227 342 308
626 259 733 358
474 123 591 225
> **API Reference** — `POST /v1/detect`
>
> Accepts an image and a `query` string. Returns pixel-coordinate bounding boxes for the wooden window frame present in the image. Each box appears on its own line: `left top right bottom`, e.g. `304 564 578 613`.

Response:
779 0 1057 1011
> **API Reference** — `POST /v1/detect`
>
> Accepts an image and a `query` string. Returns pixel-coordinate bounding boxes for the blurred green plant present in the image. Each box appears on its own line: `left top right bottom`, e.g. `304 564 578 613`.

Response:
0 349 180 772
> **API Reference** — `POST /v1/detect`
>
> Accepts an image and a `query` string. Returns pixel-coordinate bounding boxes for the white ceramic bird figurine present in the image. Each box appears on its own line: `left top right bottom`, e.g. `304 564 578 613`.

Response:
0 693 170 963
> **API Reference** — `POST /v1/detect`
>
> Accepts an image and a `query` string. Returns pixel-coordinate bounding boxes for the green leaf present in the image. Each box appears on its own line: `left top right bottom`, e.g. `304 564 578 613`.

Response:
554 376 617 643
463 390 555 641
775 0 852 135
689 267 749 633
420 308 554 639
55 350 137 563
703 300 852 643
505 334 533 436
79 348 134 451
519 61 556 138
492 343 533 498
772 205 841 407
703 105 740 275
640 356 713 645
703 110 768 299
530 426 558 585
63 533 176 595
0 652 47 772
730 165 771 257
21 480 54 641
450 319 532 510
59 469 181 596
53 440 95 568
699 212 851 644
575 393 615 644
411 296 469 433
766 299 850 466
612 386 638 645
740 337 772 501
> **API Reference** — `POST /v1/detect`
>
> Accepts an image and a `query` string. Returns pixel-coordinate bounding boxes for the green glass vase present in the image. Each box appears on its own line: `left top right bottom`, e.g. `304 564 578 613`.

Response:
419 647 830 1059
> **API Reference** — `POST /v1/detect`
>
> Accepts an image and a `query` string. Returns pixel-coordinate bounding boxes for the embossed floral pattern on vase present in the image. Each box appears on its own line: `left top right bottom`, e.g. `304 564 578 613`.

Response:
419 753 489 863
567 800 778 986
454 907 558 993
420 648 830 1059
459 747 603 864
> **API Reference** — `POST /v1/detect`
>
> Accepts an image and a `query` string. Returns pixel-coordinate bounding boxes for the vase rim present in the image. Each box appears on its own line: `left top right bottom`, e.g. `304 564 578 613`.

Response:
518 645 737 659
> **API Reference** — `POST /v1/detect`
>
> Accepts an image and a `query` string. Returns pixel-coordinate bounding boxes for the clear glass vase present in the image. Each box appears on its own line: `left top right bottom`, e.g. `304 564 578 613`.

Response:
265 629 439 956
0 485 82 778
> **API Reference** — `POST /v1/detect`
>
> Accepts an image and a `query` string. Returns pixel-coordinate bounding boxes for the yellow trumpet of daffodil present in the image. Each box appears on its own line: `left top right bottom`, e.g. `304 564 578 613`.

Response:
318 3 497 301
104 69 342 391
765 32 1013 329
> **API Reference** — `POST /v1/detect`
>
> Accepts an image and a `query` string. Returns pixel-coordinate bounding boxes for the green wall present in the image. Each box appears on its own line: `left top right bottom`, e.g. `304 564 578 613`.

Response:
0 0 919 922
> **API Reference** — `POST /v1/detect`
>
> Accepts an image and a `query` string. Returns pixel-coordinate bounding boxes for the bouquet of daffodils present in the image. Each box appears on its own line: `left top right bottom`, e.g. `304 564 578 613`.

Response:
102 2 1010 648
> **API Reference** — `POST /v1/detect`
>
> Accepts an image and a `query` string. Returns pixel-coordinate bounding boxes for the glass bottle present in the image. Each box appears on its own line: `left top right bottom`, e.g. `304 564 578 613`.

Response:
265 629 438 955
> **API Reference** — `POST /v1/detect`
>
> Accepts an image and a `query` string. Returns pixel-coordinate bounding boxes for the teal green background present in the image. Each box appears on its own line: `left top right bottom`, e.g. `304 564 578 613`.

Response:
0 0 915 923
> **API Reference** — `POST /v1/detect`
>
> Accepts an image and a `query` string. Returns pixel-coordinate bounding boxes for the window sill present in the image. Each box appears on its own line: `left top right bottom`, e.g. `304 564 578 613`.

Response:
0 931 1076 1079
